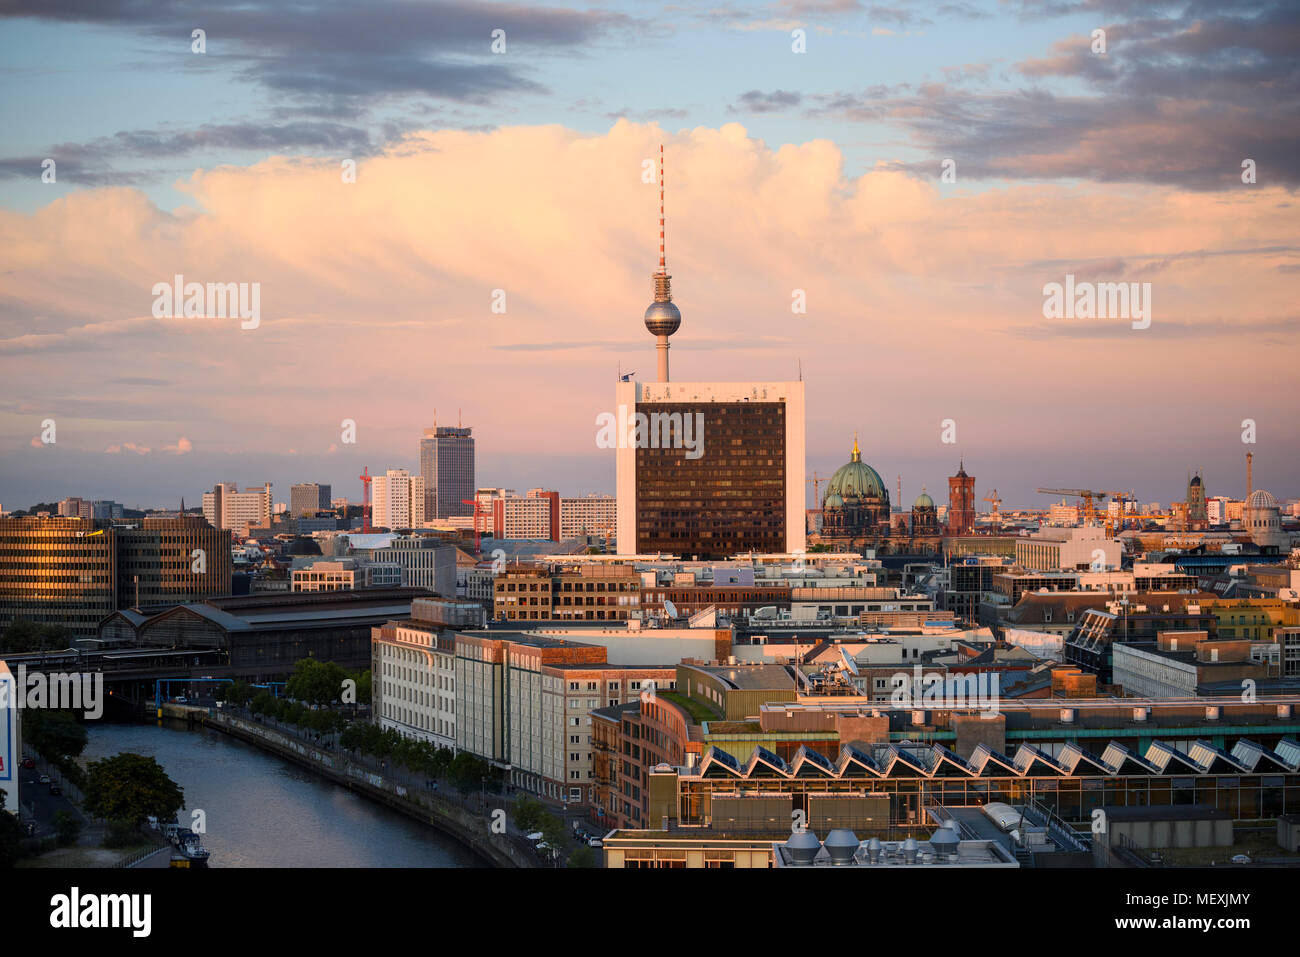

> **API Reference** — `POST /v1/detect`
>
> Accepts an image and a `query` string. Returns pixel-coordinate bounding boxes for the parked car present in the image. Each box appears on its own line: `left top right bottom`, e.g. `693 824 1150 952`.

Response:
49 784 62 796
38 774 50 785
175 696 188 703
588 838 603 848
22 757 35 769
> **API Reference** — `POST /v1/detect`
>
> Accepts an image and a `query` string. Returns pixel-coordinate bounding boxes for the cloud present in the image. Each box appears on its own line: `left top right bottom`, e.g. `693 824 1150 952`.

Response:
0 119 1296 474
730 90 804 114
0 0 631 110
817 3 1300 189
163 436 193 455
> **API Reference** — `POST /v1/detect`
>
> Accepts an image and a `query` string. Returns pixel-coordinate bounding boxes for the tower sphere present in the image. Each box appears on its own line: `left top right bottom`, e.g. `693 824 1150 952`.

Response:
644 299 681 337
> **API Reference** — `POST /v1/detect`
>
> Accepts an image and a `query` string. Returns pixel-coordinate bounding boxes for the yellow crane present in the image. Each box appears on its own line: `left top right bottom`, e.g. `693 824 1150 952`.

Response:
1036 487 1110 527
982 489 1002 530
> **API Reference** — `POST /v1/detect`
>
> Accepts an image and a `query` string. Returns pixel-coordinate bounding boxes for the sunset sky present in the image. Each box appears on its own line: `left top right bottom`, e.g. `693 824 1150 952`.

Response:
1 0 1296 512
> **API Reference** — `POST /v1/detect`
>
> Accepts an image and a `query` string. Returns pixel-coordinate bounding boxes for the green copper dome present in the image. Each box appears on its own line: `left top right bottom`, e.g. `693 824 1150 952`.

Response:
914 487 934 509
825 435 886 503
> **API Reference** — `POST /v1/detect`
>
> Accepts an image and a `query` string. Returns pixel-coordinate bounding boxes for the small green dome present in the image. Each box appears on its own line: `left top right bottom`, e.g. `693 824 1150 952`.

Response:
825 492 844 508
914 491 934 509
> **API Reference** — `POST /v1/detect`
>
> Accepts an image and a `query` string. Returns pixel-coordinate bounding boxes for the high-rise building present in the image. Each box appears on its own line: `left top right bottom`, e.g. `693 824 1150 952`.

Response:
560 494 617 539
0 514 231 637
615 380 805 558
115 515 233 609
371 469 425 531
291 483 332 517
58 497 92 519
92 500 125 520
614 158 805 558
420 426 475 519
202 482 272 534
947 461 976 535
493 489 560 541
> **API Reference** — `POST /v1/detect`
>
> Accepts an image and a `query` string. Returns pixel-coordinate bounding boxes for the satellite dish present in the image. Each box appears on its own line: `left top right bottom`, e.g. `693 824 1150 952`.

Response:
663 599 679 619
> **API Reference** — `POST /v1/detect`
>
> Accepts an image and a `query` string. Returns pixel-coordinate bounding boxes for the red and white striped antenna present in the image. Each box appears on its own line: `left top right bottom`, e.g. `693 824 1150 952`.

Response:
657 143 666 274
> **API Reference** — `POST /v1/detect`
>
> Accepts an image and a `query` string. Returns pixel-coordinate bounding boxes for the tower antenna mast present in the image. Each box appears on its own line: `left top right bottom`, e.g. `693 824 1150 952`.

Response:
643 143 681 382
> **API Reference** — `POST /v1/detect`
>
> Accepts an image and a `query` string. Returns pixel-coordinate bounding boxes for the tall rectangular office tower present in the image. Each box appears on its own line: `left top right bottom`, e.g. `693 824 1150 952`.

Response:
420 426 475 519
615 380 806 558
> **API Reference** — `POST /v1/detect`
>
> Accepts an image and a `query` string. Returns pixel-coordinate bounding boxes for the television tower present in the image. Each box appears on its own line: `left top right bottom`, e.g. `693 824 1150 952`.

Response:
643 144 681 382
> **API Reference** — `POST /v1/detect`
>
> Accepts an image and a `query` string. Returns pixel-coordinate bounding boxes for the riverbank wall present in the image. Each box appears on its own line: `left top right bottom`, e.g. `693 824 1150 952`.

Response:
200 710 535 868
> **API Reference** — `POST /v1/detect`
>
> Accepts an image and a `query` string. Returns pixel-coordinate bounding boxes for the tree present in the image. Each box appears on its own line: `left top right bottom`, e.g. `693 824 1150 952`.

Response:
222 680 254 706
448 752 486 796
0 789 25 867
83 752 184 828
513 795 543 833
24 709 87 769
539 812 567 857
286 658 351 707
0 618 68 654
567 845 596 868
52 810 82 847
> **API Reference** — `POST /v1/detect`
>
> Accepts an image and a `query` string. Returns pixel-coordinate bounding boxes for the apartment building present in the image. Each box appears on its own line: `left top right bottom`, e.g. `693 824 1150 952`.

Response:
290 483 332 517
371 469 425 531
371 598 487 749
492 489 560 541
202 482 272 534
560 494 617 539
454 630 675 807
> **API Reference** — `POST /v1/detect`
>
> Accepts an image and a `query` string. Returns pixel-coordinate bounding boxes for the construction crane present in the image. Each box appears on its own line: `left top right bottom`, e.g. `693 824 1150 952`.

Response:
358 467 373 533
1036 487 1111 527
462 498 484 553
1102 489 1138 534
983 489 1003 531
807 471 827 509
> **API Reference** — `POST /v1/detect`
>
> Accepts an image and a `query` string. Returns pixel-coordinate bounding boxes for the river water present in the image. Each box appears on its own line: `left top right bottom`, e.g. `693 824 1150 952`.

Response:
82 721 484 867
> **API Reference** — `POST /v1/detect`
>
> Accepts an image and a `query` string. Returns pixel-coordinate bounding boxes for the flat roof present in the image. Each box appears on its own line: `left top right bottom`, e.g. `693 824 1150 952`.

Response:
1101 804 1229 822
689 662 795 690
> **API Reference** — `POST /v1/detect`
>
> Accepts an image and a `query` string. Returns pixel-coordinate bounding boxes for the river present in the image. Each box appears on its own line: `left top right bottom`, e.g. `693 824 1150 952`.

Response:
82 721 485 867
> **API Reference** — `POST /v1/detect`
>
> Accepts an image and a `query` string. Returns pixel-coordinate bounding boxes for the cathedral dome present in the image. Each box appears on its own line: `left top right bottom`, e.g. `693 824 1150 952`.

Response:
914 490 934 509
825 436 886 503
824 492 844 509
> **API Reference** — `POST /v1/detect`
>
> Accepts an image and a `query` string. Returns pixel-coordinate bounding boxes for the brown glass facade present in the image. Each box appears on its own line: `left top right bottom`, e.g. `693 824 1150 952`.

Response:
0 514 232 638
635 402 786 558
0 516 117 636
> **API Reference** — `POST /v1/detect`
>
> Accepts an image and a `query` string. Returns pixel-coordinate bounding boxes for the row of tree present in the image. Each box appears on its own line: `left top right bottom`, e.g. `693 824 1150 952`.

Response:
0 618 70 654
512 795 594 868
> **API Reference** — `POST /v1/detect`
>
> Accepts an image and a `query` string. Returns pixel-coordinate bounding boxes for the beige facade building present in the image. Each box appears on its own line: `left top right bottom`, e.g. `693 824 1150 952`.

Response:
454 630 675 806
202 482 272 534
561 494 617 539
371 469 425 531
1015 526 1121 572
371 598 486 749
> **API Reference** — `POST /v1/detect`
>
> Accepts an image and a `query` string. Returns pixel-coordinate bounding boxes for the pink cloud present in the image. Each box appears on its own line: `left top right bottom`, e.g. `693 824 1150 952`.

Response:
0 121 1296 467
